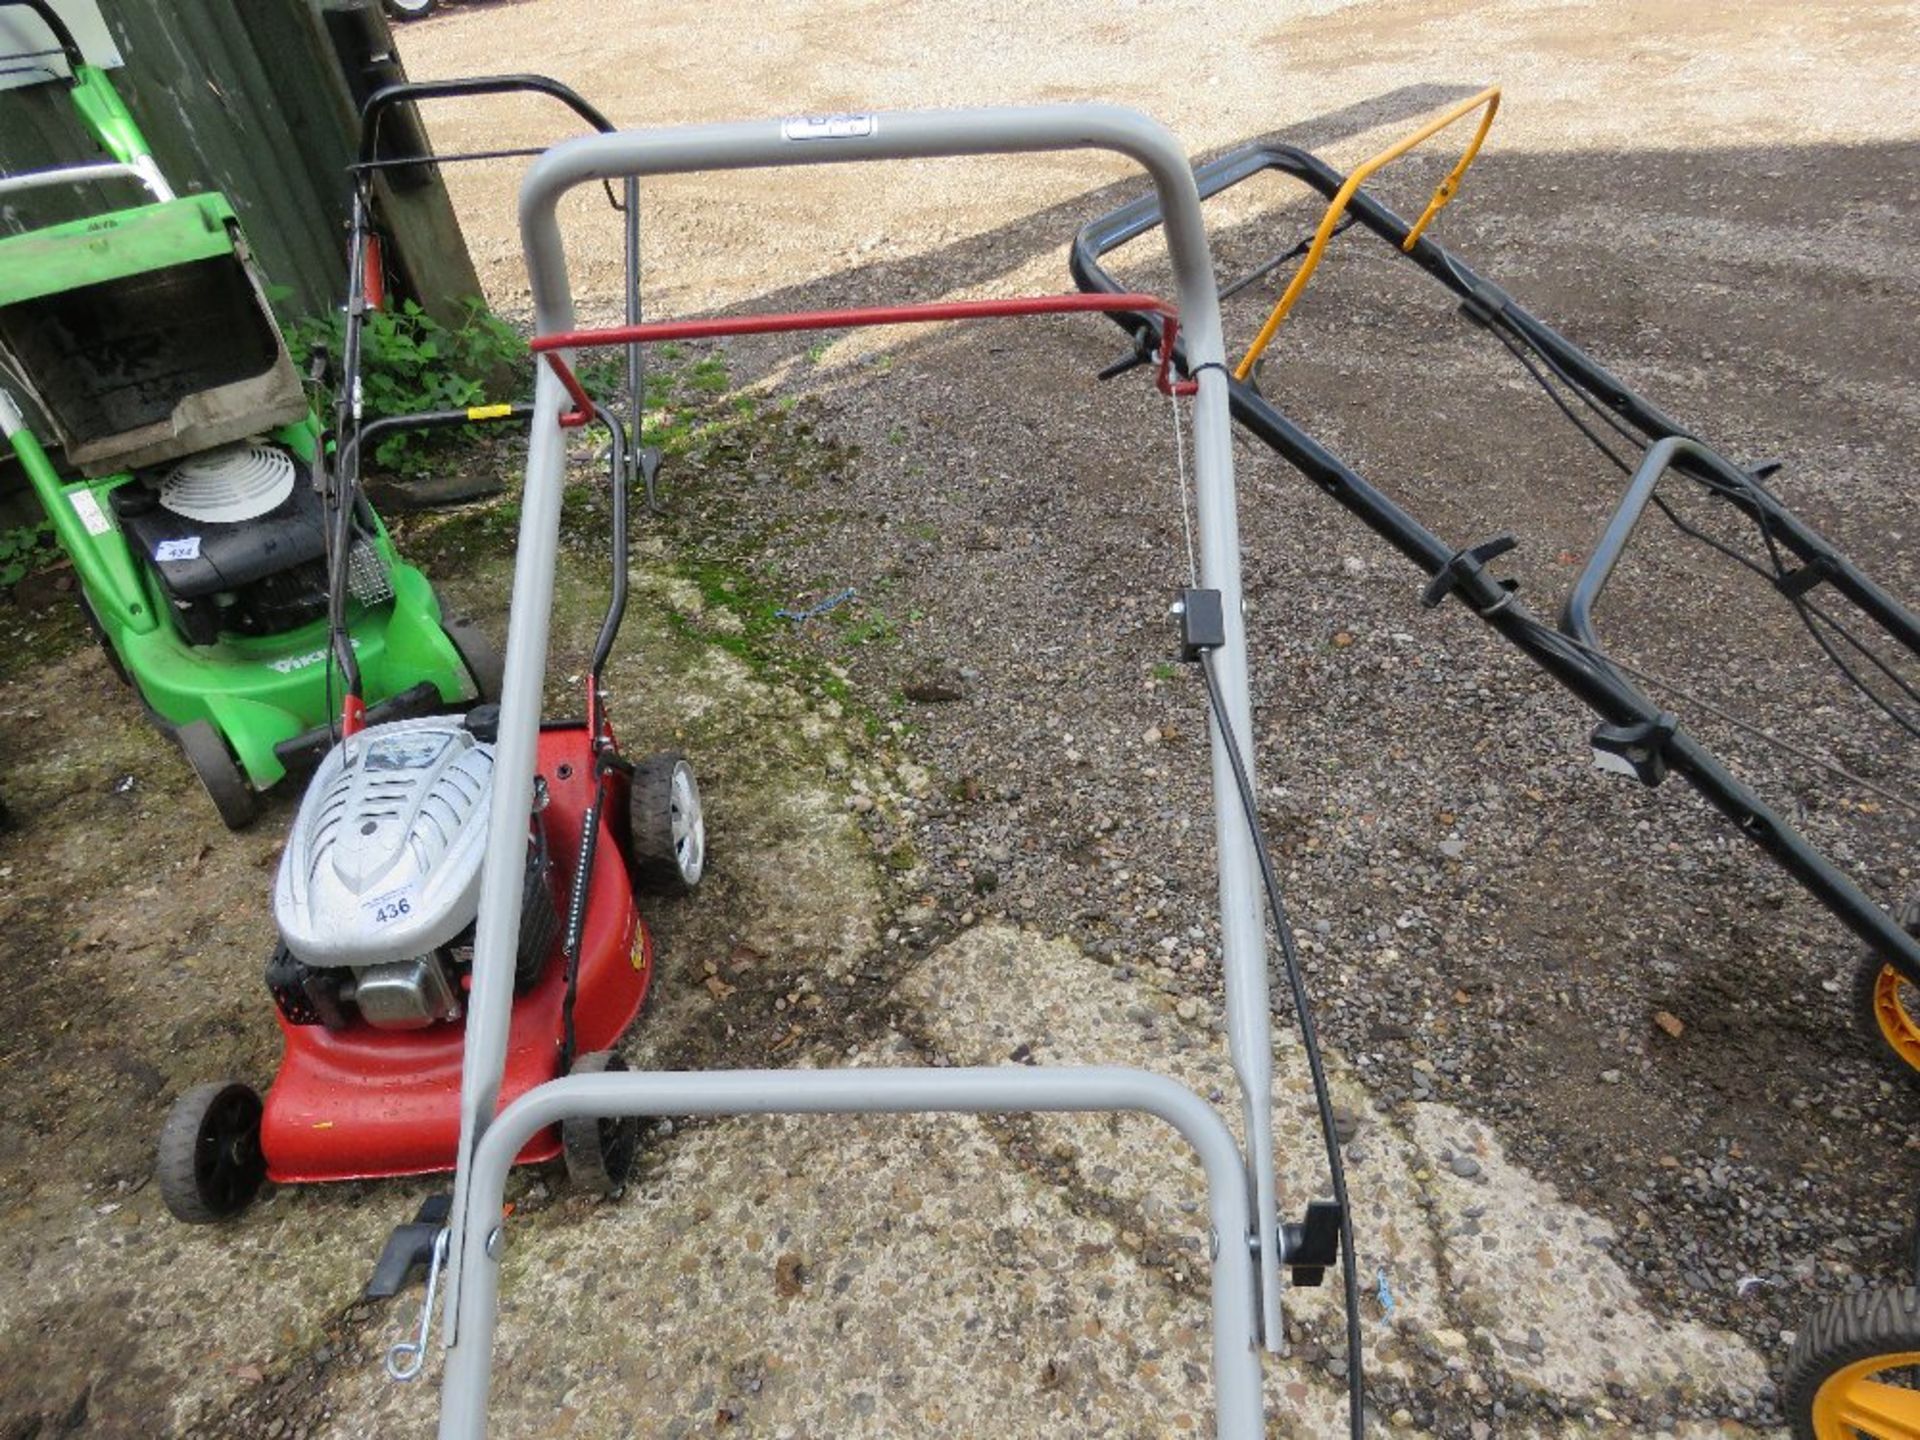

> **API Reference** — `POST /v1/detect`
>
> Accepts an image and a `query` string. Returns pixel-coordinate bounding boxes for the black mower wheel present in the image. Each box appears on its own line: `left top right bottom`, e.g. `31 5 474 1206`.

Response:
1784 1285 1920 1439
440 610 505 705
628 751 705 893
156 1081 266 1224
78 596 130 687
561 1051 639 1198
178 720 258 830
380 0 438 19
1852 894 1920 1086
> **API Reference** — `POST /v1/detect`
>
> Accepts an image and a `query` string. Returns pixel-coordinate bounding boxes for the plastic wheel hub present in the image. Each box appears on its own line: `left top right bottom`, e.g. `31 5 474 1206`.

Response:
667 762 704 886
1870 966 1920 1074
1812 1352 1920 1438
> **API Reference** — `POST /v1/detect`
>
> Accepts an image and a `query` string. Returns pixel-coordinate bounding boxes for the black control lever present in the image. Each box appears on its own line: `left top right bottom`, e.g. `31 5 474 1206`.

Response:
365 1193 451 1298
1279 1200 1345 1287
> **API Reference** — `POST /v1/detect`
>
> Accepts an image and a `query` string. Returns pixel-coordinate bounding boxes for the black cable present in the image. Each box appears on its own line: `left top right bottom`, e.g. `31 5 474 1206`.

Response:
1734 502 1920 734
1473 298 1920 738
1481 321 1634 475
1218 213 1361 304
1805 600 1920 712
1194 650 1365 1440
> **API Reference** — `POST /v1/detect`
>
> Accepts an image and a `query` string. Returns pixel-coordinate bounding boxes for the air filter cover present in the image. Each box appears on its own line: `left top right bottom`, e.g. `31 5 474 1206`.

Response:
158 442 297 524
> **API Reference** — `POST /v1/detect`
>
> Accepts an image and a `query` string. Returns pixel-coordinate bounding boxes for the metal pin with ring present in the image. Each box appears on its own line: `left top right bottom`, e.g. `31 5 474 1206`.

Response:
386 1228 450 1381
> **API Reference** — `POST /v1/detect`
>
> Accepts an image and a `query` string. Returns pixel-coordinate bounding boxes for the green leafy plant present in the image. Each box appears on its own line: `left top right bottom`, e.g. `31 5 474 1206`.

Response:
289 298 534 469
0 519 55 589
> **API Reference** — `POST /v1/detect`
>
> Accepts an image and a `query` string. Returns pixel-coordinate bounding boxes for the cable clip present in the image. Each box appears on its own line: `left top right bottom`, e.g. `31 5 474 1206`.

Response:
1590 711 1678 787
1420 534 1519 616
1278 1200 1345 1287
1774 552 1837 601
1171 588 1225 661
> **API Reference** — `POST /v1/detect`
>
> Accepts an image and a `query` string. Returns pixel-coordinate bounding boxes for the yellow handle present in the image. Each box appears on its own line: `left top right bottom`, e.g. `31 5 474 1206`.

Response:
1235 86 1501 381
465 403 514 421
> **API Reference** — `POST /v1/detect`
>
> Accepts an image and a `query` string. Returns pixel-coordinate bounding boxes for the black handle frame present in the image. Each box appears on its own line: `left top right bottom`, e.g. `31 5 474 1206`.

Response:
0 0 84 79
1071 139 1920 985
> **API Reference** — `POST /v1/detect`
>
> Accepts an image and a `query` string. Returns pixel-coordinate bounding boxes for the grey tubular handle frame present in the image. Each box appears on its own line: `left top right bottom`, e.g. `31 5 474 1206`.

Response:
0 157 172 205
442 105 1278 1438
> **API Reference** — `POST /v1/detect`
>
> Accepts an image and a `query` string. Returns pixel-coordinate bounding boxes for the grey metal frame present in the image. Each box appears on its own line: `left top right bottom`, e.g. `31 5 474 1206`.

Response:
437 104 1279 1439
0 155 172 203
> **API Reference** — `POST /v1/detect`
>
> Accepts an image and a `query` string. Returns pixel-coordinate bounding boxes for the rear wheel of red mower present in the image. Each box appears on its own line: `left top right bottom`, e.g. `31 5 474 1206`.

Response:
156 1081 266 1224
177 720 257 830
628 752 705 893
561 1051 639 1198
379 0 437 18
1853 894 1920 1086
1784 1286 1920 1438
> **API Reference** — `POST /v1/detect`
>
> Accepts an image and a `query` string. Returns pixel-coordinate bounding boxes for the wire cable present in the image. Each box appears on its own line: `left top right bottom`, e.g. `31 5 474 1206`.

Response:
1529 622 1918 817
1195 649 1365 1440
1465 288 1920 739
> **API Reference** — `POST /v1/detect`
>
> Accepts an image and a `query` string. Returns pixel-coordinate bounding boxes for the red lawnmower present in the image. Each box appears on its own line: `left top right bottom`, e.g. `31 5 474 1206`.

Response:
154 77 705 1227
156 391 702 1223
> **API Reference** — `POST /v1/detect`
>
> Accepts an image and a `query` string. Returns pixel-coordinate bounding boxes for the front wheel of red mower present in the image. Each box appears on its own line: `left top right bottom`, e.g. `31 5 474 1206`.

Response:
177 720 257 831
561 1051 639 1199
1785 1286 1920 1439
1852 894 1920 1086
628 752 705 894
156 1081 266 1224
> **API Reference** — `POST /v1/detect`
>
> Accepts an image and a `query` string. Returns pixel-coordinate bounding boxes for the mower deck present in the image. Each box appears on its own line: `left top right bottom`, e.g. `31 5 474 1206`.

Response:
261 725 649 1184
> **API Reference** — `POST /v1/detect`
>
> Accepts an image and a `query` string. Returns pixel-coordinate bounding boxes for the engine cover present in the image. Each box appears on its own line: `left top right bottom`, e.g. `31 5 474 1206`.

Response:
274 717 494 969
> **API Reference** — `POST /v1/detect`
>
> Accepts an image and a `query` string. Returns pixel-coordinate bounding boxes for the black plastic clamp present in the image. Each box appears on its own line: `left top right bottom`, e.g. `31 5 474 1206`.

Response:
1775 552 1838 601
1420 534 1520 616
365 1193 452 1299
1096 327 1159 382
1173 587 1226 661
1279 1200 1345 1287
1589 711 1679 787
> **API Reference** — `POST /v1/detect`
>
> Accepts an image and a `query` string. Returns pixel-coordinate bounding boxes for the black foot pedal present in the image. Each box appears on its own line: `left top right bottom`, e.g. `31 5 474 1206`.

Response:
365 1193 452 1299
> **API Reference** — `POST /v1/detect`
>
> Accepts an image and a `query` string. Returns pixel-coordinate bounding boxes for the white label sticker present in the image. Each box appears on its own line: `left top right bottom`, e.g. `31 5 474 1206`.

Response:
154 537 201 563
365 732 449 772
361 883 417 927
781 113 875 142
70 489 112 537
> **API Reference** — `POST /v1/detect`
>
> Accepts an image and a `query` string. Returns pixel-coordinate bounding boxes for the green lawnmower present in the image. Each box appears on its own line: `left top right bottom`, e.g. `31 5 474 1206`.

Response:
0 0 491 828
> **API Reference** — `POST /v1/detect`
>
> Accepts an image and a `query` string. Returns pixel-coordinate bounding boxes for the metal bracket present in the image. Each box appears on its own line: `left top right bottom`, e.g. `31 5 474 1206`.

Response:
1277 1200 1345 1287
1420 533 1519 615
1589 711 1678 787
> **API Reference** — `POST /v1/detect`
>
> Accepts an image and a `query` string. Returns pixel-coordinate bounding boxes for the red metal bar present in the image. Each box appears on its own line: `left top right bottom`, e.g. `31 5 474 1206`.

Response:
533 292 1196 418
362 234 387 311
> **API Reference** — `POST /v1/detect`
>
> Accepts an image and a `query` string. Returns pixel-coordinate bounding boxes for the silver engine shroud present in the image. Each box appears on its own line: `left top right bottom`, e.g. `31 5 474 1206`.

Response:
274 717 494 972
